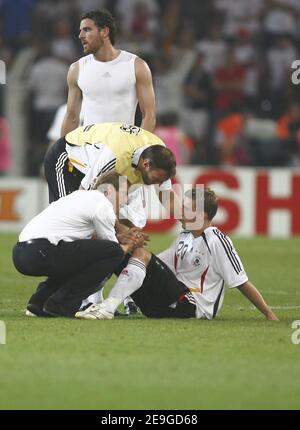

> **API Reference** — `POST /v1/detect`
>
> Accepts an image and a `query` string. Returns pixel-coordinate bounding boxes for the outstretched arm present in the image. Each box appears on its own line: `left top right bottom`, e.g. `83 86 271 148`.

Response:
135 57 156 132
61 62 82 136
238 281 279 321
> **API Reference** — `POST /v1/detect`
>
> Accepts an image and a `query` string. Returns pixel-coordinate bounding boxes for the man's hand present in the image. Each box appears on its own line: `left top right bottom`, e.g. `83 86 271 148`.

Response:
130 227 150 244
117 227 149 246
238 281 279 321
120 233 145 254
266 311 279 321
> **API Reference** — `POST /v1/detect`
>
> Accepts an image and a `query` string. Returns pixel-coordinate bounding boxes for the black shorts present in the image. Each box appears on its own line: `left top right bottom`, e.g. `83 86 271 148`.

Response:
44 137 85 203
131 254 196 319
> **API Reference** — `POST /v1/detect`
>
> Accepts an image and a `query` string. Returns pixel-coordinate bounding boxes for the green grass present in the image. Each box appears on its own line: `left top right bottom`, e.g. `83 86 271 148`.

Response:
1 233 300 410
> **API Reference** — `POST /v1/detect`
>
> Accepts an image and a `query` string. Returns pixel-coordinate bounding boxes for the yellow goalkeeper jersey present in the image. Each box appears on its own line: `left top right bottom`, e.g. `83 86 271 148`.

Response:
65 122 165 187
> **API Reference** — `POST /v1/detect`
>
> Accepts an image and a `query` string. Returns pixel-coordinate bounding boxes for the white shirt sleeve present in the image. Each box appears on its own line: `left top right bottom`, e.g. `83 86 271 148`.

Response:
93 202 118 242
81 145 117 190
211 233 248 289
157 238 177 272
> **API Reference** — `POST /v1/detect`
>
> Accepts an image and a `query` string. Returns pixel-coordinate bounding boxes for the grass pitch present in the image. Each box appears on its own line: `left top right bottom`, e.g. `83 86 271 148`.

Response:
0 233 300 410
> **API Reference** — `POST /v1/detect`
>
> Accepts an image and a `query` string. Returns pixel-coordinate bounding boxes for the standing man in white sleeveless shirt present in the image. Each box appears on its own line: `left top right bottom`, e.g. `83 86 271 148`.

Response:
61 9 156 135
60 9 157 312
61 9 157 231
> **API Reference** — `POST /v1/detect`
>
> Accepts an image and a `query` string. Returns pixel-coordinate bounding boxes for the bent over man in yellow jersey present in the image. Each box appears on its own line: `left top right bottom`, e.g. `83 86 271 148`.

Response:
65 123 171 189
44 122 176 227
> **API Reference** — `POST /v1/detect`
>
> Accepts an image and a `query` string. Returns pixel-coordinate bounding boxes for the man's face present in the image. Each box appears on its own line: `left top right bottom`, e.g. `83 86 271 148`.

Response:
181 197 204 230
140 162 169 185
79 19 104 54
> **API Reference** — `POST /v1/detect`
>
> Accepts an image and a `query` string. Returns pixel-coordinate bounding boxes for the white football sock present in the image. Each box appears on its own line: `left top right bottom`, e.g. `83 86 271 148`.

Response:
103 258 146 314
81 278 107 308
86 288 104 304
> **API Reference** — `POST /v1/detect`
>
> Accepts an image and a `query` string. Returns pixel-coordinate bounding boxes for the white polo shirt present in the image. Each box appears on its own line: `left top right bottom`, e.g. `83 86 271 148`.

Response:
158 226 248 319
19 190 117 245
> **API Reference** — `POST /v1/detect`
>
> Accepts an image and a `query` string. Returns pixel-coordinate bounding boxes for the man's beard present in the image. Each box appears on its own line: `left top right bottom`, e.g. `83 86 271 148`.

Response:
140 170 151 185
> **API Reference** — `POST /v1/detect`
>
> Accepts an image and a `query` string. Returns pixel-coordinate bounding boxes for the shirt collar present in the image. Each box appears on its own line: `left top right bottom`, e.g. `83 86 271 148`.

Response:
131 145 150 168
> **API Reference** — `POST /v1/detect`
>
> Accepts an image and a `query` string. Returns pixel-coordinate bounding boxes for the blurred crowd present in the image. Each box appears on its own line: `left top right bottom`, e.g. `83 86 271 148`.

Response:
1 0 300 175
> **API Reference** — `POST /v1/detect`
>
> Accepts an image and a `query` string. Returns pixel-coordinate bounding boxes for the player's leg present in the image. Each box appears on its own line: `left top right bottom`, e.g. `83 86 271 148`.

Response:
42 240 125 317
44 137 83 203
26 280 60 317
75 248 150 319
44 138 67 202
76 251 196 320
129 254 196 318
166 292 197 319
13 239 65 316
13 238 125 317
81 282 105 307
118 187 147 314
105 248 150 313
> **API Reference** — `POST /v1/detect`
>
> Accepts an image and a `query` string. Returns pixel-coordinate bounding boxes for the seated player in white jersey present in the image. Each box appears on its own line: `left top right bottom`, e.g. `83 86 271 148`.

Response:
12 173 144 318
76 187 279 321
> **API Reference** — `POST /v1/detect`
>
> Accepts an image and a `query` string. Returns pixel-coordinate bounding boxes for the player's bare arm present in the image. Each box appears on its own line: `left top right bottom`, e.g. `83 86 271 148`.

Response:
135 57 156 133
61 62 82 136
238 281 279 321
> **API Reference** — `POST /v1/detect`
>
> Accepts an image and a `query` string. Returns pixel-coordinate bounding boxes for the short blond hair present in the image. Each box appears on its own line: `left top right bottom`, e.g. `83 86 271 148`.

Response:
92 172 130 192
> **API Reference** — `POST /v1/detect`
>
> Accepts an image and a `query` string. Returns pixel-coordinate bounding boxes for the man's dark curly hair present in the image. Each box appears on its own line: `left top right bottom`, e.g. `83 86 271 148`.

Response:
141 145 176 178
81 9 117 45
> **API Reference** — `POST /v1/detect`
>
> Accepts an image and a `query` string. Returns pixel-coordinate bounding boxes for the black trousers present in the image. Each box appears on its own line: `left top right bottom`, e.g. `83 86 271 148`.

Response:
44 137 84 203
131 255 196 318
12 238 124 316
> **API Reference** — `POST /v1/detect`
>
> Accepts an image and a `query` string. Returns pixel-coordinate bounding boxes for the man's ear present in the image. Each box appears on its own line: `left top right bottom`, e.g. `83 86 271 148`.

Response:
101 26 110 39
142 159 151 170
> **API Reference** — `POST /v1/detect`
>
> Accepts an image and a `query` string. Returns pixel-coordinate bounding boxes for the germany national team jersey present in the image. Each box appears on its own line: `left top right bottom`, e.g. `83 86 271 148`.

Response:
65 123 166 189
157 226 248 319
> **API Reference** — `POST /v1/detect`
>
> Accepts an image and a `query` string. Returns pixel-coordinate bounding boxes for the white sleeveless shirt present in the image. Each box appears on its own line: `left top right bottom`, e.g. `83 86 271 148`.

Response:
78 50 138 126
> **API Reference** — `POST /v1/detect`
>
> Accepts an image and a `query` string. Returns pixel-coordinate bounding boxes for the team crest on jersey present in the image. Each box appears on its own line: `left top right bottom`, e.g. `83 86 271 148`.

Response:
193 256 202 267
192 251 207 270
120 124 141 135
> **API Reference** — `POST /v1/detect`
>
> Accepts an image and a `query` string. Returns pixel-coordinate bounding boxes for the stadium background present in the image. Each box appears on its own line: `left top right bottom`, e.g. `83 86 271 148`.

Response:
1 0 300 235
0 0 300 410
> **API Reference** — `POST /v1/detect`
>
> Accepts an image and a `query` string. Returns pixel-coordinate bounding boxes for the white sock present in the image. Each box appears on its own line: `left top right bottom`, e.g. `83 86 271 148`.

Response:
86 288 104 304
103 258 146 314
81 278 107 308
